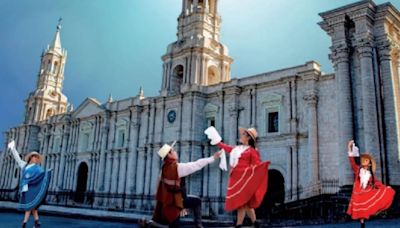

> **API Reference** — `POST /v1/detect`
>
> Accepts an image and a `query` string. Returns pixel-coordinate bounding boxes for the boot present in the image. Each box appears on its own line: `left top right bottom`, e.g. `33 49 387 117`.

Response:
193 204 203 228
21 223 26 228
252 220 260 228
235 225 242 228
360 221 365 228
34 220 41 228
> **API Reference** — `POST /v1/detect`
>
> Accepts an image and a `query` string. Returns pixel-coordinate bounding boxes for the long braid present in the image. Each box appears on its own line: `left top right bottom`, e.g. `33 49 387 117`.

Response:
370 164 375 188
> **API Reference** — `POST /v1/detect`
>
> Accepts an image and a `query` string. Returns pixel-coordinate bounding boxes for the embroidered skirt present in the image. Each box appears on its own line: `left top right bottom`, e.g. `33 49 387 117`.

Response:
225 162 270 211
19 170 52 211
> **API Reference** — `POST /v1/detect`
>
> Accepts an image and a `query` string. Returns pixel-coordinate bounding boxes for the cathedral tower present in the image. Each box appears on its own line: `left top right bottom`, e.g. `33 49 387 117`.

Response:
24 21 68 124
320 0 400 185
161 0 233 96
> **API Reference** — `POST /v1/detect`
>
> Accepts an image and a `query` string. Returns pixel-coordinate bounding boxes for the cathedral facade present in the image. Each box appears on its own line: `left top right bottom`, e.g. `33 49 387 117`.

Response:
1 0 400 219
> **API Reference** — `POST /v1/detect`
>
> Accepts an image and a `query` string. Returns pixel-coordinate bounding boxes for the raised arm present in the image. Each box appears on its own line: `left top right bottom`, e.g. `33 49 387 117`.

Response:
348 156 359 174
216 142 234 153
347 140 359 174
8 141 27 168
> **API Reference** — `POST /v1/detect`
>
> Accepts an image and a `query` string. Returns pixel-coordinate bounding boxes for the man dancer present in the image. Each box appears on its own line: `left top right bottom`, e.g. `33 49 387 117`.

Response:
151 141 220 228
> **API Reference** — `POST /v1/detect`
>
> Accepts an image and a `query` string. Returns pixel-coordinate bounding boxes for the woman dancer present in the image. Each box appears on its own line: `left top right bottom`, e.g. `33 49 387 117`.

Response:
205 127 270 228
8 140 52 228
347 140 395 228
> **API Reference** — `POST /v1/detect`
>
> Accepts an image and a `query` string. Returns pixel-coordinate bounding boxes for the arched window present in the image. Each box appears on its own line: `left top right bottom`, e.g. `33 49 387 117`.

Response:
53 61 58 74
53 137 61 153
170 65 184 94
46 60 52 72
79 122 92 152
198 0 204 7
46 109 54 118
115 119 128 148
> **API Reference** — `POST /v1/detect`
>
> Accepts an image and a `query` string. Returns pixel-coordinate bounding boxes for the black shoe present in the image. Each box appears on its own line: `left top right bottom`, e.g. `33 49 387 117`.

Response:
235 225 242 228
34 220 41 228
252 221 260 228
21 223 26 228
360 222 365 228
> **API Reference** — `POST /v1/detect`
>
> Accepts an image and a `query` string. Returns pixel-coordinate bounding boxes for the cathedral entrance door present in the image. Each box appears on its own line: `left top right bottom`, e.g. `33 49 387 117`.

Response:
74 162 88 203
256 169 285 219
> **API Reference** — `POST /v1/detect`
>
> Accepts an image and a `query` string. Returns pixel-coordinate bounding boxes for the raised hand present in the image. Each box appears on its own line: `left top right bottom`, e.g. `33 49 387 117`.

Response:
213 150 222 159
347 140 354 152
7 140 15 151
204 126 222 145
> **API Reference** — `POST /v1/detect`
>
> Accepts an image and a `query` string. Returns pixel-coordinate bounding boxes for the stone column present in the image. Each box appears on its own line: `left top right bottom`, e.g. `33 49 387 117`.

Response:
104 152 113 194
227 87 242 144
357 39 381 168
125 106 141 208
330 45 354 185
118 149 127 194
96 114 110 193
2 157 10 189
111 150 121 206
71 155 77 191
111 150 120 194
228 106 239 145
304 93 319 193
150 145 161 195
52 155 59 190
57 131 69 190
135 147 146 209
251 87 257 128
144 147 152 197
291 145 299 200
378 42 400 184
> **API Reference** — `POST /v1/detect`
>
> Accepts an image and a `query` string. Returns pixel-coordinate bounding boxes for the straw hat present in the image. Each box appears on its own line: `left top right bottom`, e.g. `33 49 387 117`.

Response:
239 127 258 142
158 141 177 160
360 153 376 173
25 151 43 164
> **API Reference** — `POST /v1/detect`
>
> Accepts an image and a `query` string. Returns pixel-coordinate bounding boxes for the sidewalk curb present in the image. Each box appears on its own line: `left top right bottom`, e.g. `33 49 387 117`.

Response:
0 201 234 227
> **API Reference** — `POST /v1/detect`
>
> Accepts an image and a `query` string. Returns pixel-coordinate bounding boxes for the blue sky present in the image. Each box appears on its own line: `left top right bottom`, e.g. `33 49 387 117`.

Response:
1 0 399 146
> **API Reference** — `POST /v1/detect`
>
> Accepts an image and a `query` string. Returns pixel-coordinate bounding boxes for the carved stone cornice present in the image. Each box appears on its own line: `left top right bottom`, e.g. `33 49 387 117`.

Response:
355 38 374 58
303 93 318 105
228 105 243 117
330 44 350 64
224 86 242 95
376 39 396 61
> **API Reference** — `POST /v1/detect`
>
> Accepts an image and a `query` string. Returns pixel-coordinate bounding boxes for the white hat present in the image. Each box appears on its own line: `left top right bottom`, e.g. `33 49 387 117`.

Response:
158 141 176 160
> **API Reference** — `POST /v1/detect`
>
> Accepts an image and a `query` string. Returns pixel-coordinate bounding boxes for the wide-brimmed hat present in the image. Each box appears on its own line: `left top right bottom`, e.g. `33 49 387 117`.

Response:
360 153 376 173
158 141 177 160
25 151 43 163
239 127 258 142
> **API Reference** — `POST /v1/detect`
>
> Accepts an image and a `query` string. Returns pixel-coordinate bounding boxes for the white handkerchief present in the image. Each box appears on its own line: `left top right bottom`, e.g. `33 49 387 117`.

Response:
348 143 360 157
219 149 228 171
7 140 15 150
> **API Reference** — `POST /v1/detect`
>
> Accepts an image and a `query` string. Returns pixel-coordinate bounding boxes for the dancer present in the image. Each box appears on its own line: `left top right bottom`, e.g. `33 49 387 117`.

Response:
205 127 270 228
151 141 221 228
347 140 395 228
7 140 52 228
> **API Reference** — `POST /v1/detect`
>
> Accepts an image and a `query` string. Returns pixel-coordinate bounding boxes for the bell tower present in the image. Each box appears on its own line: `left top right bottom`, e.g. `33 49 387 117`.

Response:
24 20 68 124
161 0 233 96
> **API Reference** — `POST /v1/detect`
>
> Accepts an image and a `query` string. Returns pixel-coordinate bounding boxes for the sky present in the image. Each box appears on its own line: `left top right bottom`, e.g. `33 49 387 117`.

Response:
0 0 399 146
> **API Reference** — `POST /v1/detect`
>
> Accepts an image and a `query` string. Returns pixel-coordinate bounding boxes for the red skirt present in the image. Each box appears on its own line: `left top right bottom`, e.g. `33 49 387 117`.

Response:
225 162 270 211
347 186 395 219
